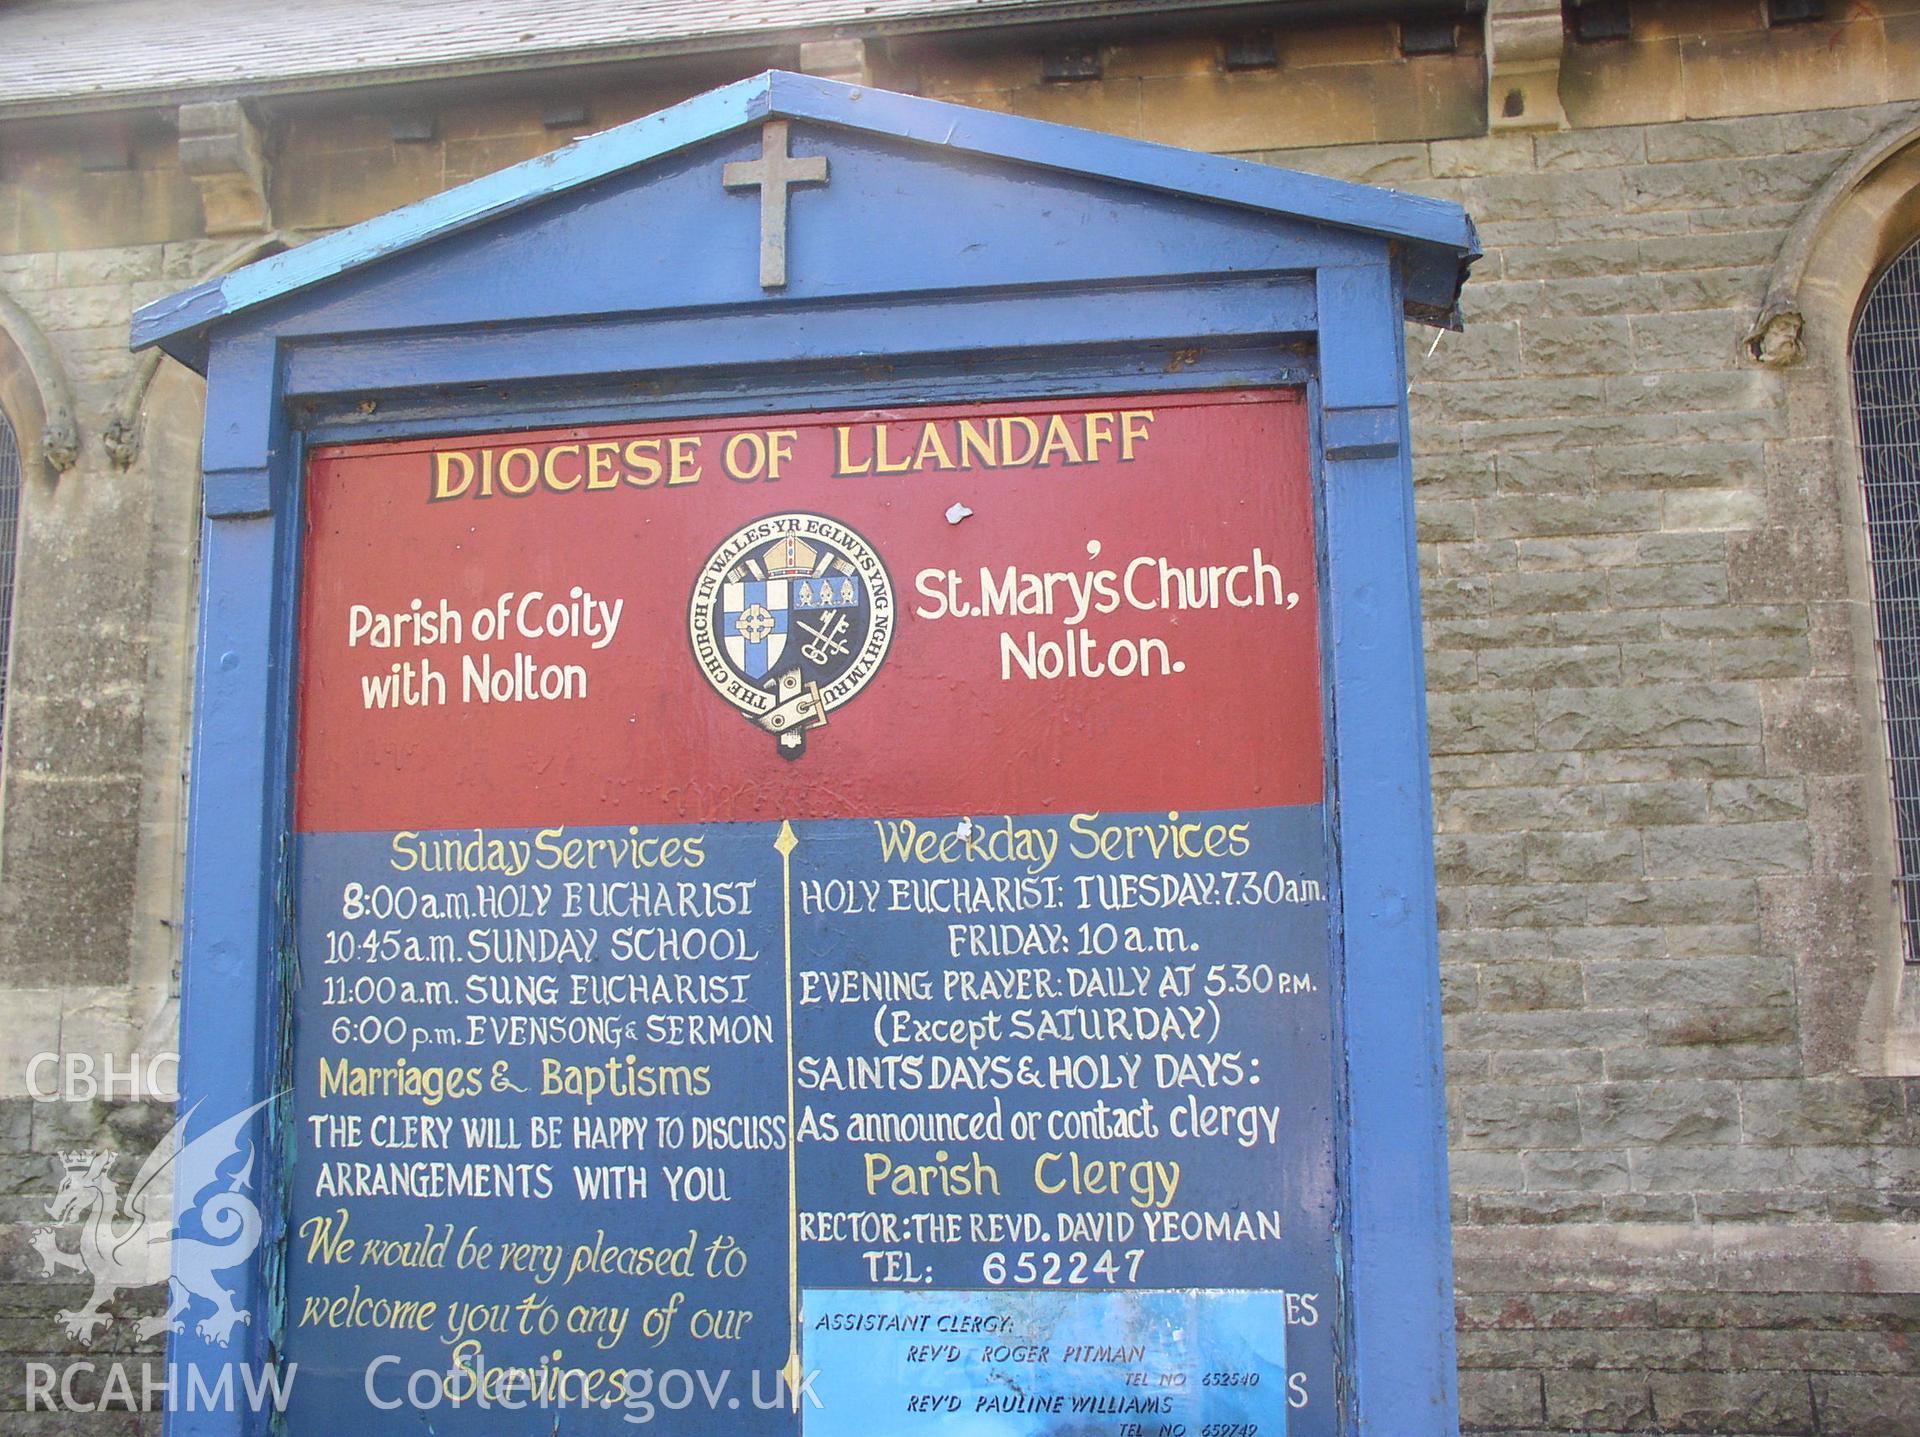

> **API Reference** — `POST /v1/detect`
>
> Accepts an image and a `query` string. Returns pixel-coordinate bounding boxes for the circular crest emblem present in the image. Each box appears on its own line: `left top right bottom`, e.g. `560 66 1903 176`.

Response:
688 513 895 759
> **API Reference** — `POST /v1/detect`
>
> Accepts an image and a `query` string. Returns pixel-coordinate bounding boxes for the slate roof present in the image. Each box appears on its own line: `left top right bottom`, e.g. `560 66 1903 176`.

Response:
0 0 1313 117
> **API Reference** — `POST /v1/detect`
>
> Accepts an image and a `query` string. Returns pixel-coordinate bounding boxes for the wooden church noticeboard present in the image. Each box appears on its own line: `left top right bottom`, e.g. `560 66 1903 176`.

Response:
134 69 1474 1437
288 390 1328 1431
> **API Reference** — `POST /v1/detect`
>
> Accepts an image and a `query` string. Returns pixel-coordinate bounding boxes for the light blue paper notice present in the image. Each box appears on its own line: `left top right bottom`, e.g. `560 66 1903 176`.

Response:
804 1288 1287 1437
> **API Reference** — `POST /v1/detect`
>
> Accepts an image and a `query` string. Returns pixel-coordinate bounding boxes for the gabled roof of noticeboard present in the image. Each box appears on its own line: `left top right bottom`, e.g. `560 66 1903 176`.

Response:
132 69 1480 372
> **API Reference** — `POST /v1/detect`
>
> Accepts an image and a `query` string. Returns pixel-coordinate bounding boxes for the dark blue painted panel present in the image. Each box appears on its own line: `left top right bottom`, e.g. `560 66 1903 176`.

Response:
294 344 1311 446
286 807 1335 1434
234 128 1373 349
279 276 1318 401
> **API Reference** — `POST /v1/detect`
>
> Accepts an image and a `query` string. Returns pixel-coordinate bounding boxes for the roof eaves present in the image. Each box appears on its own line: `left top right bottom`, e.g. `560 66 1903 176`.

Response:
0 0 1398 123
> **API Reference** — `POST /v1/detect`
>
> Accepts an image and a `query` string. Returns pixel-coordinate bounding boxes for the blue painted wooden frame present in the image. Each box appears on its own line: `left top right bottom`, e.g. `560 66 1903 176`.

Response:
135 73 1474 369
138 71 1472 1437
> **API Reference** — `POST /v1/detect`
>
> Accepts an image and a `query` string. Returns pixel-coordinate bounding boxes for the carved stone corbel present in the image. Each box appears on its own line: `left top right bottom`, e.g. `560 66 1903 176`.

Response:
178 100 272 237
1745 306 1805 368
1484 0 1567 132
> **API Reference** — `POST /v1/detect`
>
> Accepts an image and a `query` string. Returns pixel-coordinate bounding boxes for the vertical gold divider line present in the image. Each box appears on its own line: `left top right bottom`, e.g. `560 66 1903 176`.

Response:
775 820 801 1412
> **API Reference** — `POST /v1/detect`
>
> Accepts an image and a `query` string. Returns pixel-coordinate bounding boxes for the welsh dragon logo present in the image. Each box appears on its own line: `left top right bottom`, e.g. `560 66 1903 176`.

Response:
32 1097 274 1346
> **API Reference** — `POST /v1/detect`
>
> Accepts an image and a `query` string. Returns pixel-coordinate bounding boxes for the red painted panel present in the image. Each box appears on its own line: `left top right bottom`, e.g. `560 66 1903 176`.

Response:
294 389 1320 831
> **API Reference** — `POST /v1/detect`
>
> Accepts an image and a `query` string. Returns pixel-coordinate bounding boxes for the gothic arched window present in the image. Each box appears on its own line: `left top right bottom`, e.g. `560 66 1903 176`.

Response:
1852 236 1920 964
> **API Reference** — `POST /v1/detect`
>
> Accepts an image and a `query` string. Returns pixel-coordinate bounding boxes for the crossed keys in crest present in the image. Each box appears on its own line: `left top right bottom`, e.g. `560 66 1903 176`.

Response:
693 515 895 760
796 609 853 666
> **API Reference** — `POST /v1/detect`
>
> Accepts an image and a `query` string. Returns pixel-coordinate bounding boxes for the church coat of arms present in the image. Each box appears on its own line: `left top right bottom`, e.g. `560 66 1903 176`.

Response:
691 515 895 757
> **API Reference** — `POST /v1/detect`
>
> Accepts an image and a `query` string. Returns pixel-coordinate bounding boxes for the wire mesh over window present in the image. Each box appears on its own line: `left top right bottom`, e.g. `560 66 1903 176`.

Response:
0 406 17 735
1853 236 1920 962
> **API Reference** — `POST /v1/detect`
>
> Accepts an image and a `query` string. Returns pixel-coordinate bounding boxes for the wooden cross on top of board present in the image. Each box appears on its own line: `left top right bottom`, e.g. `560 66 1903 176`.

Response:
723 120 829 290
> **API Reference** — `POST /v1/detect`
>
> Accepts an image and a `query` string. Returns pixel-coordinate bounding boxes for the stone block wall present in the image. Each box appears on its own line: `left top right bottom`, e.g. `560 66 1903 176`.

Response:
1260 101 1920 1435
0 113 212 1433
0 246 205 1437
926 40 1920 1432
0 2 1917 1432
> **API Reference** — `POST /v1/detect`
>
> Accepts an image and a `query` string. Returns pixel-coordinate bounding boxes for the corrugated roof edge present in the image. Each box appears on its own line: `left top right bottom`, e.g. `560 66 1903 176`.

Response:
131 70 1480 371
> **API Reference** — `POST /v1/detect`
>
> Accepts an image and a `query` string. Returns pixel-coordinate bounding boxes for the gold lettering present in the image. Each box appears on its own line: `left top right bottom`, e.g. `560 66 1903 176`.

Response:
497 448 538 496
543 443 583 492
1038 413 1083 466
956 419 997 469
1084 411 1115 461
834 425 871 476
668 436 703 485
766 429 797 478
586 442 622 490
432 451 475 501
914 423 956 471
623 438 663 487
874 424 913 474
723 431 765 480
999 415 1040 467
